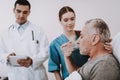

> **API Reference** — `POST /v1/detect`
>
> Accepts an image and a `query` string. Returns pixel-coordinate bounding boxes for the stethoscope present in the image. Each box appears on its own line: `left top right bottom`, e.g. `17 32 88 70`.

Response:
31 30 39 44
8 24 14 30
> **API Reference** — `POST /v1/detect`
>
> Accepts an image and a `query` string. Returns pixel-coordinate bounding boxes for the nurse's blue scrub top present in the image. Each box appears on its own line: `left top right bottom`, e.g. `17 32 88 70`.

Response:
48 31 89 80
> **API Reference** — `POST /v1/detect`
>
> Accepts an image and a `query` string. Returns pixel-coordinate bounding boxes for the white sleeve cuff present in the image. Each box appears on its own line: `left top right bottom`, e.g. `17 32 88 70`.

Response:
65 71 82 80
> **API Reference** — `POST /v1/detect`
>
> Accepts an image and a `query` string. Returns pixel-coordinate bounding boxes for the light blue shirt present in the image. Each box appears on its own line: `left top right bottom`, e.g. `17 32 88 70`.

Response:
15 21 29 35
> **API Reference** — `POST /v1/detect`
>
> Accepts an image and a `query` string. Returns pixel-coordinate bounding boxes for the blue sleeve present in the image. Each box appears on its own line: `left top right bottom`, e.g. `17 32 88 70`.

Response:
48 42 61 72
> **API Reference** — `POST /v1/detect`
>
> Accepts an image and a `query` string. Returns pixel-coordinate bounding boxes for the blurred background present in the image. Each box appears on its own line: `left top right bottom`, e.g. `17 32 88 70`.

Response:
0 0 120 80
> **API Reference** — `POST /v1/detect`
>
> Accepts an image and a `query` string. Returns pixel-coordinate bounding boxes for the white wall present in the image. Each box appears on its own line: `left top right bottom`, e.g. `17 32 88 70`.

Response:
0 0 120 79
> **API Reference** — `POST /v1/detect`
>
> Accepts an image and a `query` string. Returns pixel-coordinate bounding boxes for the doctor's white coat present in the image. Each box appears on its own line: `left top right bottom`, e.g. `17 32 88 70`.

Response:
0 21 49 80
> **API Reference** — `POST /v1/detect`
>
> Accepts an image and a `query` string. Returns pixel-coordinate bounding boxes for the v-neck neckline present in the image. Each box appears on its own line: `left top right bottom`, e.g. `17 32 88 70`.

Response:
61 31 78 42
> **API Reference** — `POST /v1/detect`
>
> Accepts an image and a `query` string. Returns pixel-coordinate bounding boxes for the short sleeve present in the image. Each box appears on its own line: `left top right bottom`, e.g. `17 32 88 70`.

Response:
48 42 61 72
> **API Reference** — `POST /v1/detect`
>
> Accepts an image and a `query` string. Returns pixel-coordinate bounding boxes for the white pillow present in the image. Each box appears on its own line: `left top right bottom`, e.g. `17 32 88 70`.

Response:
112 32 120 63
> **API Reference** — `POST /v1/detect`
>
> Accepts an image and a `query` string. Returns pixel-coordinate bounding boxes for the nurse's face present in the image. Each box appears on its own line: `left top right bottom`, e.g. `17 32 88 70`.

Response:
13 4 30 25
60 12 75 32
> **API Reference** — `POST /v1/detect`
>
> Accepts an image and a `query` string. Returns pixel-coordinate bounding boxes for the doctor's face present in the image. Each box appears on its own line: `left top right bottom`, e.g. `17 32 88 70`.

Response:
60 12 75 32
14 4 30 25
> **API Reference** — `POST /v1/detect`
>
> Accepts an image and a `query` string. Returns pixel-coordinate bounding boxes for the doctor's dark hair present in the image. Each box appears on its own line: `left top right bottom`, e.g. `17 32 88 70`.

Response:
59 6 76 21
14 0 31 10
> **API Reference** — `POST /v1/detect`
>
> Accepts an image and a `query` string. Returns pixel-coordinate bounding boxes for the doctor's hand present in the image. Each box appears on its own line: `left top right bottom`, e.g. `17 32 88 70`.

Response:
61 41 74 57
17 57 33 68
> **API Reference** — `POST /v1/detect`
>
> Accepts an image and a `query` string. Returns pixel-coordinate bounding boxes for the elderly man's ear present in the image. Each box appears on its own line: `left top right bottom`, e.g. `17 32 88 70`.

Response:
90 34 100 45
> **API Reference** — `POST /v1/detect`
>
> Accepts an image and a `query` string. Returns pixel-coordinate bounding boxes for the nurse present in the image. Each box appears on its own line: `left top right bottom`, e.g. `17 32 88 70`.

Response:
0 0 49 80
48 6 89 80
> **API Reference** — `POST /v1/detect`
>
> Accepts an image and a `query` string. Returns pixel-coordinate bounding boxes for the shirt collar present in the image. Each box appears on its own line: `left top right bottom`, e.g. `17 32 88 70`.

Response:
14 21 29 29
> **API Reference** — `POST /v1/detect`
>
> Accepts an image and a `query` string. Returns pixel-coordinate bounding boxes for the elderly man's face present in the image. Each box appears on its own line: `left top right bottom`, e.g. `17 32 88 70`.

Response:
77 23 93 55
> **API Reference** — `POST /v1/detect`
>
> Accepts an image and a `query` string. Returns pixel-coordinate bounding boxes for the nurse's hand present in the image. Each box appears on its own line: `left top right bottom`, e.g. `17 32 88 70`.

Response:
104 39 112 53
17 57 32 68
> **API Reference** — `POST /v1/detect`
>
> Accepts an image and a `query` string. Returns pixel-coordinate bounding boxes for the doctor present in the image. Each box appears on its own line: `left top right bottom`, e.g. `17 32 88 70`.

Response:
0 0 49 80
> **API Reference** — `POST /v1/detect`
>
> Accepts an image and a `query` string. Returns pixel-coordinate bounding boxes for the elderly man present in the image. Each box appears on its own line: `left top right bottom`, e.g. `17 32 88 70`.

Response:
62 18 120 80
